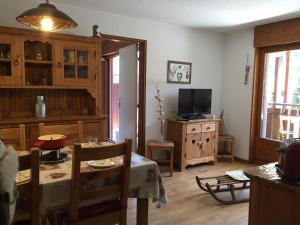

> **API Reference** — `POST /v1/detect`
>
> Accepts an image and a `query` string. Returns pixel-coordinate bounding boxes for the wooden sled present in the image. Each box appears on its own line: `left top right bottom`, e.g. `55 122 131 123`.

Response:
195 175 250 204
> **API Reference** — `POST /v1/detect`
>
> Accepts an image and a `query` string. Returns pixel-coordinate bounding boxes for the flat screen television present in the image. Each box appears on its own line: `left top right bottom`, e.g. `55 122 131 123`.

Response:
177 88 212 119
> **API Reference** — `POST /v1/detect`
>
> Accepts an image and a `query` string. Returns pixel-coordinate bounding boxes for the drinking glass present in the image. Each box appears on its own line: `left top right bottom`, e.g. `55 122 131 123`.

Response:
88 136 98 147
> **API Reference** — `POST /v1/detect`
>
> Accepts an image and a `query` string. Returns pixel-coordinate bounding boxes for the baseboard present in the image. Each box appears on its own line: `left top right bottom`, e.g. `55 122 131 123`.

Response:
234 156 251 163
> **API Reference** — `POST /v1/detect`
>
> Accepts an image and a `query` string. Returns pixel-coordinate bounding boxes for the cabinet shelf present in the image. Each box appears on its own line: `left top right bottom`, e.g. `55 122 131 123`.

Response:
63 63 88 67
0 58 11 62
64 62 75 66
25 60 53 64
20 85 88 90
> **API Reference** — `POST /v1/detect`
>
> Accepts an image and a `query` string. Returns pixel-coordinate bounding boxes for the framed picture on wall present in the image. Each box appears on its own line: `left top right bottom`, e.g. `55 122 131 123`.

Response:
167 60 192 84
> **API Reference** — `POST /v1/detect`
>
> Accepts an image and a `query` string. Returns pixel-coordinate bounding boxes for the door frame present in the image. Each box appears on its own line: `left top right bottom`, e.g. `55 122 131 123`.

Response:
101 34 147 156
249 42 300 162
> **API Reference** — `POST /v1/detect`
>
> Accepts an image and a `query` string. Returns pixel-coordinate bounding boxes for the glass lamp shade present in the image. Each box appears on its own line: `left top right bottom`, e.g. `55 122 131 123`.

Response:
16 1 77 32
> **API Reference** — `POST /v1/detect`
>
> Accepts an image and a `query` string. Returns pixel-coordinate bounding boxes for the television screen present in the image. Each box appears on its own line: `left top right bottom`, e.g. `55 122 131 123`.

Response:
177 89 212 116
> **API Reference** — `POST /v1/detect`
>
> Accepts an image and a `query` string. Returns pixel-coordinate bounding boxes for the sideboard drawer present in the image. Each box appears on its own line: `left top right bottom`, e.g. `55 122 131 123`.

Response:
202 123 215 132
187 124 201 134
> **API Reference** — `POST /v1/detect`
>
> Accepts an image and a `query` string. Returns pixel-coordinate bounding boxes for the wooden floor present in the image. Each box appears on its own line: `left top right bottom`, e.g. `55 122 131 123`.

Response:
127 161 254 225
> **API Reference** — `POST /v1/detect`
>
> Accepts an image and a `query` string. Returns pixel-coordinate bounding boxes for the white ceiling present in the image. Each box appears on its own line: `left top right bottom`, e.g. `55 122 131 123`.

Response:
56 0 300 32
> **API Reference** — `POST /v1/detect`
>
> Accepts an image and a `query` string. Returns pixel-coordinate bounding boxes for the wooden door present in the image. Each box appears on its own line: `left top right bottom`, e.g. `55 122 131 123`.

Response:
55 41 96 87
119 44 137 150
251 44 300 162
186 133 201 160
201 132 215 157
0 34 22 86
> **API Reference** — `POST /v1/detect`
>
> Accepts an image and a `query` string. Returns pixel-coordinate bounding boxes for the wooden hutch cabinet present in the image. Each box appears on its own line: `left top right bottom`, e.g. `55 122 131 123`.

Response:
0 26 107 148
167 119 219 171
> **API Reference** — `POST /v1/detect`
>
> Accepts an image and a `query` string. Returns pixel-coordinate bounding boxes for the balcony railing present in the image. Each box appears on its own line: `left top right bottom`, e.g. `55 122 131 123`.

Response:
265 103 300 140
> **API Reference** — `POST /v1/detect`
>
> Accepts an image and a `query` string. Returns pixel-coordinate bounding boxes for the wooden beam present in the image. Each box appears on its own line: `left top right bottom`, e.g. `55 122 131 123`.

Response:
254 17 300 47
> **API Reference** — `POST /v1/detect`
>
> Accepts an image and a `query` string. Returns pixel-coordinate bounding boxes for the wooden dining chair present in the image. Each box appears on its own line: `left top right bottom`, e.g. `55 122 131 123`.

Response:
39 121 84 145
13 148 40 225
0 124 26 151
70 139 132 225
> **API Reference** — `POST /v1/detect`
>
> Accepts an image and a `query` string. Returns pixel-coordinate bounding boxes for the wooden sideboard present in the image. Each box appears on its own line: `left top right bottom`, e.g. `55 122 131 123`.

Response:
167 119 219 171
244 164 300 225
0 26 108 146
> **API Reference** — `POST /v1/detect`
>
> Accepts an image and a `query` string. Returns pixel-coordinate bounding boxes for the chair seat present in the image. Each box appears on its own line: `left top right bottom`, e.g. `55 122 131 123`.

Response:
78 199 122 220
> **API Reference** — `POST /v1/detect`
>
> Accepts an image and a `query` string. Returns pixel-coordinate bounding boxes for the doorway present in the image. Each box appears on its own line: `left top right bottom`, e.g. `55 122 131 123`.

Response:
251 43 300 162
110 55 120 141
101 35 146 155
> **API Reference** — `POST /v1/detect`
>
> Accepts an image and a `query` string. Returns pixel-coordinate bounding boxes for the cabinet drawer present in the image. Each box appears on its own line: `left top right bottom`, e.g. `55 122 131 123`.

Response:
202 123 215 132
187 124 201 134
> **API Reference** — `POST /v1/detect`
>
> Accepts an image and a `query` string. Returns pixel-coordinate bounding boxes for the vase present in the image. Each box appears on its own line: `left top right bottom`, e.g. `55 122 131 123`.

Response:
35 96 46 118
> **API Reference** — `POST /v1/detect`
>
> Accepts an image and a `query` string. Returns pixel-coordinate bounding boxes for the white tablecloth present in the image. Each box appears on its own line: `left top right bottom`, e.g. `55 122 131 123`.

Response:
35 146 167 216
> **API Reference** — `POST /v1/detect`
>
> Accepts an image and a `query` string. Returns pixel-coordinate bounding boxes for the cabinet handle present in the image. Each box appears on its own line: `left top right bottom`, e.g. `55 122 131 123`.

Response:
197 141 203 149
206 127 210 130
56 62 62 68
192 128 196 131
13 58 19 66
13 54 20 66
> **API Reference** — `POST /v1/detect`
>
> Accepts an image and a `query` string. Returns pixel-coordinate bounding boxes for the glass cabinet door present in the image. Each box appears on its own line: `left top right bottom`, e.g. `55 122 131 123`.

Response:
63 49 89 80
57 41 95 86
0 35 22 86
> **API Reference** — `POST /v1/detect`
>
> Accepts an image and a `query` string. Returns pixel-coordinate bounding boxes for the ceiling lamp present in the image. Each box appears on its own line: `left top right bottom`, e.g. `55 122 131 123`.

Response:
16 0 78 32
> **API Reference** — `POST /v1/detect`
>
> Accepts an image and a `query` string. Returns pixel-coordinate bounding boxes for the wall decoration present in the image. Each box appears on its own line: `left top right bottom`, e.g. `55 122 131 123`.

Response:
167 60 192 84
244 53 251 85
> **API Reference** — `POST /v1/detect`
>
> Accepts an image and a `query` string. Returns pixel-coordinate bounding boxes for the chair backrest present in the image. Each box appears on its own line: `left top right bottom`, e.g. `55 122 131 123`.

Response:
0 124 26 151
70 139 132 221
16 148 40 225
39 121 84 145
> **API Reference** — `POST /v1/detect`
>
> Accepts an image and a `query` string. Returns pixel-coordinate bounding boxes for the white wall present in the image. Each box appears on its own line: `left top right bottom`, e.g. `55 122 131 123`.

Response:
0 1 224 144
222 29 255 160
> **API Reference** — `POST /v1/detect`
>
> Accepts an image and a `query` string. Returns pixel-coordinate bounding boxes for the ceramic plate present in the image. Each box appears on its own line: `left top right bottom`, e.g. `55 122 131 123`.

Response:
226 170 249 181
16 169 31 183
88 159 117 168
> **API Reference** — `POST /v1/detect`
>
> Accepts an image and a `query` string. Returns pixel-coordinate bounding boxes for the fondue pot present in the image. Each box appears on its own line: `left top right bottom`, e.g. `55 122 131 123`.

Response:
33 134 66 150
33 134 68 164
276 138 300 183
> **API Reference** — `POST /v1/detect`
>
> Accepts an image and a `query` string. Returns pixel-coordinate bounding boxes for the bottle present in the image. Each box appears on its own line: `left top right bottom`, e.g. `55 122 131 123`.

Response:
35 96 46 118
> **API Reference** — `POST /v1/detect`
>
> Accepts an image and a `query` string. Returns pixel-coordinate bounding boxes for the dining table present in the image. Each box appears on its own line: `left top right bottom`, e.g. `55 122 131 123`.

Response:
16 142 167 225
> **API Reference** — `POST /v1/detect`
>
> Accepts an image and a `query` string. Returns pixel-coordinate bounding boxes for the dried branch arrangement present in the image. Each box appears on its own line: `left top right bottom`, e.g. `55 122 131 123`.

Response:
155 85 166 141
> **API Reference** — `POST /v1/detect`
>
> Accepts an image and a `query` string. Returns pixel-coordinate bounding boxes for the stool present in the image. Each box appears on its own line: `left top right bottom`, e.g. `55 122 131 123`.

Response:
147 140 174 176
216 135 235 162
